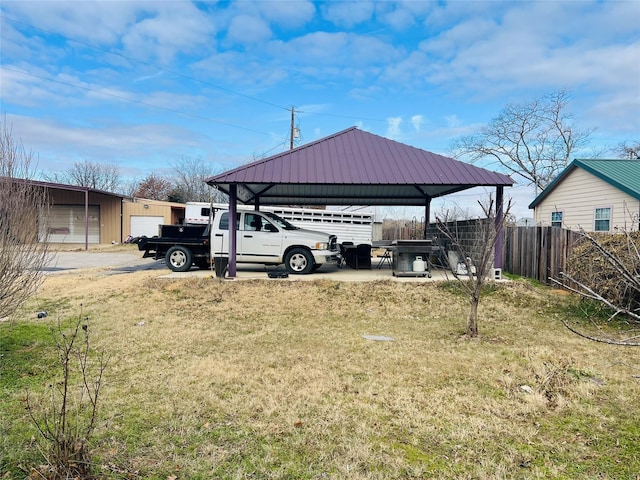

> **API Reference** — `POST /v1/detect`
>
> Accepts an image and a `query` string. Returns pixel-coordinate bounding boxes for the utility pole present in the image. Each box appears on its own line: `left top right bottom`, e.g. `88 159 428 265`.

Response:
290 106 295 150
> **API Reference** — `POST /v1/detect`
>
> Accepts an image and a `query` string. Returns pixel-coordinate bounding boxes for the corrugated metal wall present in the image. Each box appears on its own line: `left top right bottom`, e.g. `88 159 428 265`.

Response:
48 189 122 244
122 199 185 238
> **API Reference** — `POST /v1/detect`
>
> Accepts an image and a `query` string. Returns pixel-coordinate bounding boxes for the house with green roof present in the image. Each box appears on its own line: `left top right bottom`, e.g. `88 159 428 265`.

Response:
528 159 640 232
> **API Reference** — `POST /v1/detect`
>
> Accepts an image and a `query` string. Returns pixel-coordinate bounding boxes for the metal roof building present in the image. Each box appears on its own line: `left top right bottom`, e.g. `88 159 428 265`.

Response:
529 159 640 209
206 127 514 276
206 127 513 206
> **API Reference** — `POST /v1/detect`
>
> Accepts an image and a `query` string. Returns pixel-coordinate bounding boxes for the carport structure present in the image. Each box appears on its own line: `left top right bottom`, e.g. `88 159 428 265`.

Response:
206 127 513 277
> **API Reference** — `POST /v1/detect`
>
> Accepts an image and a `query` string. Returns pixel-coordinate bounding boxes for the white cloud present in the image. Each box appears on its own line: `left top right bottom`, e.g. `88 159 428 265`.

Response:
6 113 208 171
386 116 402 139
1 0 637 179
1 0 144 44
226 14 272 45
3 1 217 64
411 115 423 132
119 2 217 63
253 0 316 28
445 115 462 129
379 50 431 87
375 1 436 31
322 1 375 28
192 50 288 89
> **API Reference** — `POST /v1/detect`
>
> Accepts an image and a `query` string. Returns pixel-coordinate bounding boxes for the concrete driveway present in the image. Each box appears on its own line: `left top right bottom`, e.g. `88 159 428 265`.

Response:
42 249 455 282
42 250 164 274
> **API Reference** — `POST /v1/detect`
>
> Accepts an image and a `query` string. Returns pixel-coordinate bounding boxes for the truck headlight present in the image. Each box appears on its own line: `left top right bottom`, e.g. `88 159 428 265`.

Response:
315 242 328 250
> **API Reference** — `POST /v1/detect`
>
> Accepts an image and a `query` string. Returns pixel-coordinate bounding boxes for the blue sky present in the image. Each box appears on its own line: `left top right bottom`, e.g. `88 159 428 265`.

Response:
1 0 639 219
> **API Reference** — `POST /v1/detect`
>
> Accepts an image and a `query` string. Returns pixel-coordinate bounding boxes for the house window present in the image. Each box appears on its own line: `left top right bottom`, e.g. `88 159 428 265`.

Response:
594 207 611 232
551 211 563 228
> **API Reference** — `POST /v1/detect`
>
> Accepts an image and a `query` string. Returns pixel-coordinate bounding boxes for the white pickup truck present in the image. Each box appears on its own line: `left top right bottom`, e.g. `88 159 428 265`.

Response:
138 208 341 274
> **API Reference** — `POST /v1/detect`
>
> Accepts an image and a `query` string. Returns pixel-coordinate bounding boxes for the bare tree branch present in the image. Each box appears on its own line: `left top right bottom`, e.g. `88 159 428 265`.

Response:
559 317 640 346
451 90 592 192
0 118 51 320
170 156 224 203
436 195 513 337
551 216 640 345
44 159 121 193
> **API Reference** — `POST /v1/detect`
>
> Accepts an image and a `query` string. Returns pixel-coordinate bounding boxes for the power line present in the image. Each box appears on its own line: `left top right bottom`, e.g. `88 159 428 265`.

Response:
302 110 387 124
0 15 289 112
1 15 401 126
1 14 455 137
4 66 282 138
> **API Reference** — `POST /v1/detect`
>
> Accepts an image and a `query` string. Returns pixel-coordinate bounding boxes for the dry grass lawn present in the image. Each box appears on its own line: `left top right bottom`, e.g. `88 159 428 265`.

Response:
2 266 639 479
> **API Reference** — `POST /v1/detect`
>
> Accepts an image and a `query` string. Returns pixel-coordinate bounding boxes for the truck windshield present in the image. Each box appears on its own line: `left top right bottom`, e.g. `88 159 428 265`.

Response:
264 212 299 230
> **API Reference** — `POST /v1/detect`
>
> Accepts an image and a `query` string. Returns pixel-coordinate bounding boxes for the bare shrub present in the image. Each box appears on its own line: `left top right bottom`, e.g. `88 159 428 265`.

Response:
553 223 640 345
566 231 640 309
0 119 51 320
26 309 109 480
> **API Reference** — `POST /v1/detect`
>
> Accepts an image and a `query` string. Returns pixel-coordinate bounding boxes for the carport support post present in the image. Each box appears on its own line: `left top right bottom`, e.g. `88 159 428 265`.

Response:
424 198 431 239
228 185 238 278
495 186 504 269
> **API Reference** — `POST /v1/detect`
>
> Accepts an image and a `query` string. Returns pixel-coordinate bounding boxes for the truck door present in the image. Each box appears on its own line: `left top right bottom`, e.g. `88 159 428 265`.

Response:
211 211 239 257
238 212 283 262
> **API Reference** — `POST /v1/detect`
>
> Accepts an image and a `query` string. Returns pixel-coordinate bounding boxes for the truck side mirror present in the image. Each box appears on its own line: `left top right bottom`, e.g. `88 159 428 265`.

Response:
264 224 278 232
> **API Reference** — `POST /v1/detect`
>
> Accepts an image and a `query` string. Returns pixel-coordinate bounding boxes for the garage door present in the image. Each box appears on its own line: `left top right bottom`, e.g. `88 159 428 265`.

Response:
130 216 164 238
43 205 100 243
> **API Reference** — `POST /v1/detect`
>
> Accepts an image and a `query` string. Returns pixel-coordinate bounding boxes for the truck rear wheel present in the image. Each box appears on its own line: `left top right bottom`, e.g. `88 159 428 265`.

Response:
166 246 193 272
285 248 314 274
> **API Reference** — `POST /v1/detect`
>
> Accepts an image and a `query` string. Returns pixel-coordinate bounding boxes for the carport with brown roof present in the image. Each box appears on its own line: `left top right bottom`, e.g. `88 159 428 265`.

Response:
205 127 513 276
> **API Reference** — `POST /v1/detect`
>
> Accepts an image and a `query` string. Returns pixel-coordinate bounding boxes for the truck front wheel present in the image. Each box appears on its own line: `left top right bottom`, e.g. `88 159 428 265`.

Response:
285 248 314 274
166 246 193 272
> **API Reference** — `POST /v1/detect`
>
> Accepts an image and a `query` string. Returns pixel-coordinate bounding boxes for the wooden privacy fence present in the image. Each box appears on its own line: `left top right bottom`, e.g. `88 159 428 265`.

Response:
502 226 581 284
385 219 581 285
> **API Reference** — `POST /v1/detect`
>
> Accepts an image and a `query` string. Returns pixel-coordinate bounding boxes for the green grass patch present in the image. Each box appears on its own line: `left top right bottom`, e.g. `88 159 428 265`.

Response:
0 321 59 390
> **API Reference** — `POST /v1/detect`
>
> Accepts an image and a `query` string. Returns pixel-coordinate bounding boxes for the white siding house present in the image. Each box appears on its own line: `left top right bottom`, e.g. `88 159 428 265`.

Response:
529 159 640 232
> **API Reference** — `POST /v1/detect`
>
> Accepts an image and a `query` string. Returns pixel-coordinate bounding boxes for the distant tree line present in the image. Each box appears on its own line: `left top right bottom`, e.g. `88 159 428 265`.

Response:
42 156 227 203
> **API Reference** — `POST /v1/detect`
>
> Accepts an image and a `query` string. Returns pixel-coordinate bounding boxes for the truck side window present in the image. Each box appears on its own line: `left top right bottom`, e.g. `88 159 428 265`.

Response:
245 213 261 231
219 212 240 231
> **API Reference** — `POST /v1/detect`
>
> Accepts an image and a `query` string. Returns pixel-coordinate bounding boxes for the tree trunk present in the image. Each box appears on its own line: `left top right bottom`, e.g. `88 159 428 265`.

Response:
467 293 479 337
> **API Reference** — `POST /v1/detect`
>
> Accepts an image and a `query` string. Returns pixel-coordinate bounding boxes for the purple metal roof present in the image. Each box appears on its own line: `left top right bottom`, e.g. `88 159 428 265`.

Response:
206 127 513 206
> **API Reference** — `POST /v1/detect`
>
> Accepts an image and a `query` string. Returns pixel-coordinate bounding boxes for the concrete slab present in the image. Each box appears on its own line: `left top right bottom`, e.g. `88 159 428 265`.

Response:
42 250 488 284
162 263 456 283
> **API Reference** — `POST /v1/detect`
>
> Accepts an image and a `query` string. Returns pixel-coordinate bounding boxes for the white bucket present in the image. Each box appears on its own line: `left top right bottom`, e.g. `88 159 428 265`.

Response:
412 256 426 272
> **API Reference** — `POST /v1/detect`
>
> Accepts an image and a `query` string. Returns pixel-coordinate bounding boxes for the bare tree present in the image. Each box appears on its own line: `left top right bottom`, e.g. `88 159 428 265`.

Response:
451 90 592 192
613 140 640 160
171 156 224 203
436 195 513 337
0 120 51 320
432 200 476 222
132 173 173 201
44 160 121 192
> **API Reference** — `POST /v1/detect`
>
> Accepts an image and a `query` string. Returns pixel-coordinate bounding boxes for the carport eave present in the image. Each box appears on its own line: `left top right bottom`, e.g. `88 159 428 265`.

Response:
206 182 512 206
